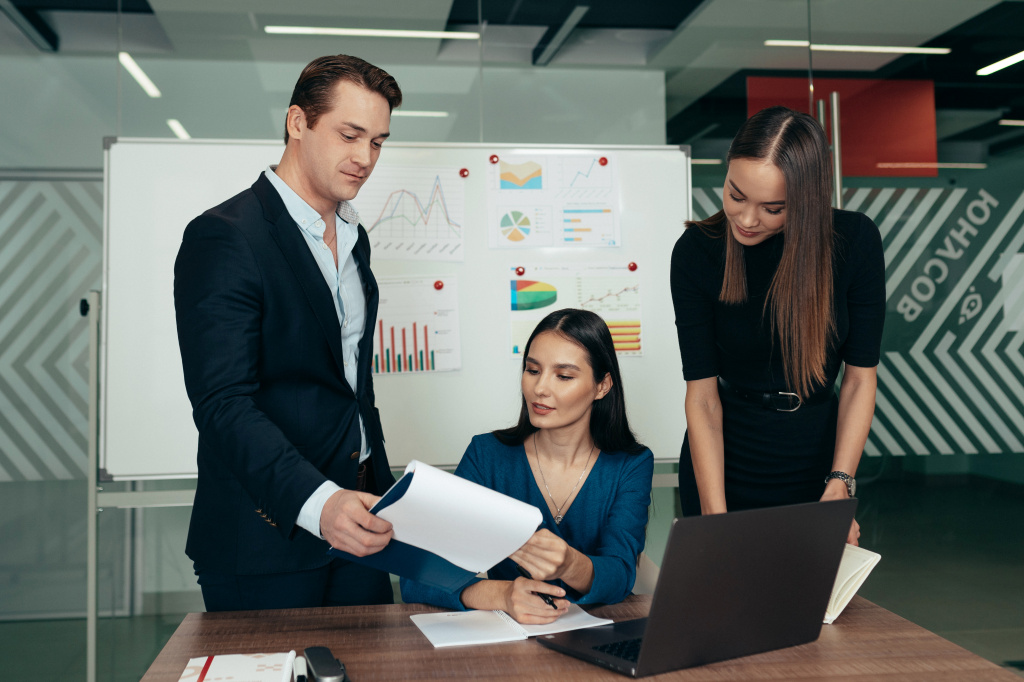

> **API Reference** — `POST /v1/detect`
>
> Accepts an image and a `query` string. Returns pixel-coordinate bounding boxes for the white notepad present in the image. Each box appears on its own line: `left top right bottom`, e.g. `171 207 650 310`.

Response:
177 651 294 682
824 543 882 624
410 604 613 647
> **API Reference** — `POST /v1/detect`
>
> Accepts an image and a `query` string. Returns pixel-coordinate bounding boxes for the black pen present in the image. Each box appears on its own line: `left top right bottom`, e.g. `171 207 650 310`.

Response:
516 564 559 610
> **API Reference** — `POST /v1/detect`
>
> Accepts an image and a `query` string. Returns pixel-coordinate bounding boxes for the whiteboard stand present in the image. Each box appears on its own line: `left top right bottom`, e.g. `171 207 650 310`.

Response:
86 289 98 682
85 290 194 682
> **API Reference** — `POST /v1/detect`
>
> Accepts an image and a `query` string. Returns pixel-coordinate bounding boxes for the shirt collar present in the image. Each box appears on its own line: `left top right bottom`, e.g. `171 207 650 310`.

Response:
264 165 361 232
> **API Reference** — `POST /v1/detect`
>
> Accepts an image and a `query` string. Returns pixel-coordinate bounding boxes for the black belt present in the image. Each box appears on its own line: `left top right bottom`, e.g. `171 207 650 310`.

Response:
718 376 832 412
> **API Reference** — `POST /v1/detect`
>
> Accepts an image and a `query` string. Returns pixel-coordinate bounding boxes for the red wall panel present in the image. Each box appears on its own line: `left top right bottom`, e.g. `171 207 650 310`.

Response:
746 77 937 177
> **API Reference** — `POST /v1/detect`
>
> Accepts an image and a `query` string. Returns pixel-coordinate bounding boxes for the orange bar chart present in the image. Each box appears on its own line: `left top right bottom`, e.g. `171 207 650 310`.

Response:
607 320 641 352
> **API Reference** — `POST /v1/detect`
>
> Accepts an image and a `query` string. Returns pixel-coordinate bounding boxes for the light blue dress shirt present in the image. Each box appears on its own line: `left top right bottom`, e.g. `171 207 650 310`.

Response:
264 166 370 539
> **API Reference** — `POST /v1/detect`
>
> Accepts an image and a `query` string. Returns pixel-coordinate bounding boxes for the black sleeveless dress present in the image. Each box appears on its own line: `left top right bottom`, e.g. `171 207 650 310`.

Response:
670 209 885 516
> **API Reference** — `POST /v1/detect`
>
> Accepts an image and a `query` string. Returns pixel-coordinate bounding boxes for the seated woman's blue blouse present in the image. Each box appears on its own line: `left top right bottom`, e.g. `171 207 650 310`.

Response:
401 433 654 611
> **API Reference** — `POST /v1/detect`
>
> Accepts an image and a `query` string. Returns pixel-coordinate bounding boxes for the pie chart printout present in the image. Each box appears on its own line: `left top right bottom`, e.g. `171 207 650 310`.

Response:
510 280 557 311
500 210 532 242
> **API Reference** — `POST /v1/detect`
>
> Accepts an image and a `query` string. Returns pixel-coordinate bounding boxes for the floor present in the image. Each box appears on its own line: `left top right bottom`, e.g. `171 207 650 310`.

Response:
855 475 1024 677
1 473 1021 681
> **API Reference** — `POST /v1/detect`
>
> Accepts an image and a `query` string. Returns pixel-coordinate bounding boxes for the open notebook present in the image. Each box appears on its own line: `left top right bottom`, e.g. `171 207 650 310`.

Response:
410 604 612 647
824 543 881 624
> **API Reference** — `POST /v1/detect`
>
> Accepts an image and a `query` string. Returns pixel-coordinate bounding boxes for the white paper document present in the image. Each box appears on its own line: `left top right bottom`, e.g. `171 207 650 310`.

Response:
373 460 543 573
410 603 614 647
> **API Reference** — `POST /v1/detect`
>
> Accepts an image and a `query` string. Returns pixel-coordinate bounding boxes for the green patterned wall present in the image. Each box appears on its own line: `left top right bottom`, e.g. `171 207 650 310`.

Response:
690 183 1024 467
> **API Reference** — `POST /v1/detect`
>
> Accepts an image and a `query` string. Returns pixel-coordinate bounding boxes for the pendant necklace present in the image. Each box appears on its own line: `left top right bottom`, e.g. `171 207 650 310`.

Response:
533 433 595 524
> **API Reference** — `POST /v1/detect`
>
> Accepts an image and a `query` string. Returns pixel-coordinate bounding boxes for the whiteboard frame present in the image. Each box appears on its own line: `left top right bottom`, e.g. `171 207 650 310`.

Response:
101 139 692 480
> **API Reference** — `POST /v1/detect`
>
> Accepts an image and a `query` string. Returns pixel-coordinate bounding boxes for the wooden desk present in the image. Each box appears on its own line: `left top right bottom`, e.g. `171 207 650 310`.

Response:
141 596 1018 681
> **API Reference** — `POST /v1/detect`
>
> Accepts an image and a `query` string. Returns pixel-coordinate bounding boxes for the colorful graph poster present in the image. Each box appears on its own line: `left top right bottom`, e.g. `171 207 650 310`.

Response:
356 165 465 261
487 153 622 249
499 159 543 189
374 276 461 375
509 264 642 356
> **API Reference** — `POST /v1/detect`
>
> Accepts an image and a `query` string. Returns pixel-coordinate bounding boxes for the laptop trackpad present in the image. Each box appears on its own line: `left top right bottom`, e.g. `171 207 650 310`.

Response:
538 617 648 671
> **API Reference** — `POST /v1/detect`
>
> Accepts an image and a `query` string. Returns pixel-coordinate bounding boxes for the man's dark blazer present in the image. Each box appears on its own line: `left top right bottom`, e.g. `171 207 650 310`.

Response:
174 172 395 576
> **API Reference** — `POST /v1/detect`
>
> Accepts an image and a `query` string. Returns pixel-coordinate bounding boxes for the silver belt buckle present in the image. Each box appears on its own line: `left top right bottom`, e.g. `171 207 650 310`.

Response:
772 391 802 412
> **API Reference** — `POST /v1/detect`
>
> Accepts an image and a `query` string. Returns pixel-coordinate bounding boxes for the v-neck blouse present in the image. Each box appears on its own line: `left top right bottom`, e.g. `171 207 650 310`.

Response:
400 433 654 611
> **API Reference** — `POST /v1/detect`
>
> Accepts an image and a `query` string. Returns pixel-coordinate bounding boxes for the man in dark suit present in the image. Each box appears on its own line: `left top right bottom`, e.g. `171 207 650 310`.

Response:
174 55 402 611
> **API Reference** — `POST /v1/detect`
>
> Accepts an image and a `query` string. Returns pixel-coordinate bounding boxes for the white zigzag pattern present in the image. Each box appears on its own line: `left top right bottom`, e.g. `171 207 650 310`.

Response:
689 186 1024 458
0 181 101 481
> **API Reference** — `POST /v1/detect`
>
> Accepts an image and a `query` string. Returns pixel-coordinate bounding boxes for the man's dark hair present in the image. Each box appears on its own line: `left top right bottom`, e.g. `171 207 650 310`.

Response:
284 54 403 144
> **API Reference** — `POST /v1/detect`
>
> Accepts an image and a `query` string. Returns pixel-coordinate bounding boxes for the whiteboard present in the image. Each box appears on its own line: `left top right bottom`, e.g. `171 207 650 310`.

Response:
102 139 690 479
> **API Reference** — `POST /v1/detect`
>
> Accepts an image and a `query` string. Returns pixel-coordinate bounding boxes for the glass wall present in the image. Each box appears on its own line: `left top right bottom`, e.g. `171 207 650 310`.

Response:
679 1 1024 671
1 0 1021 679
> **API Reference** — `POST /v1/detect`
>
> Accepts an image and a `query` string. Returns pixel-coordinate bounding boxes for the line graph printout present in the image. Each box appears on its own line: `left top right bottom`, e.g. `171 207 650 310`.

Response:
561 155 613 190
509 264 642 356
487 153 621 248
356 165 465 261
374 276 462 375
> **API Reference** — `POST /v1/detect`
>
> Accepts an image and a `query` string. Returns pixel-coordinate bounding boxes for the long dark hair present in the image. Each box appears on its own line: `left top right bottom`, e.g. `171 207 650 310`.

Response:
493 308 645 455
688 105 835 399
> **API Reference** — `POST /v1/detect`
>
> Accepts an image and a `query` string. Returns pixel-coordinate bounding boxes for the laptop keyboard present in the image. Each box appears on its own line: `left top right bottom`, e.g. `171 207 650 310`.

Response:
593 637 643 662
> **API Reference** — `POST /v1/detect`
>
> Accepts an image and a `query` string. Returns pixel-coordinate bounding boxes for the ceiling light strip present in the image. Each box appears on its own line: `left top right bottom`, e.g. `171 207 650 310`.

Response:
392 111 450 118
264 26 479 40
764 40 950 55
876 162 987 169
167 119 191 140
119 52 161 98
977 50 1024 76
998 119 1024 127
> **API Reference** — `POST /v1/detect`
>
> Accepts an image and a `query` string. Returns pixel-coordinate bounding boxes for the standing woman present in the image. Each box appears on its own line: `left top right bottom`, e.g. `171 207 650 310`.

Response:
671 106 884 544
401 308 653 624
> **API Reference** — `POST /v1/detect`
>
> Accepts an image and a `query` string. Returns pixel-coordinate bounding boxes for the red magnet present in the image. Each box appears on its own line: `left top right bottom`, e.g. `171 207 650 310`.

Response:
489 154 499 164
627 262 638 272
515 266 525 276
459 168 469 178
599 157 608 166
434 280 444 290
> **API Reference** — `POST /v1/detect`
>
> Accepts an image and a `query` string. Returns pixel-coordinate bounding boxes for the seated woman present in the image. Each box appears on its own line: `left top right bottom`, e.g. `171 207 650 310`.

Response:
401 308 654 624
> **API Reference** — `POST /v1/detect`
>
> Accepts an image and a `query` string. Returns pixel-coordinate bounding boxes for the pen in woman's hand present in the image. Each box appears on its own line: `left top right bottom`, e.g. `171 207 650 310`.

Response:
516 564 559 610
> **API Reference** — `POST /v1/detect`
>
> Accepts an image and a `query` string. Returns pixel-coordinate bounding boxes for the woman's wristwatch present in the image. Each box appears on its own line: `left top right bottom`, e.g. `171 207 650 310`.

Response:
824 471 856 497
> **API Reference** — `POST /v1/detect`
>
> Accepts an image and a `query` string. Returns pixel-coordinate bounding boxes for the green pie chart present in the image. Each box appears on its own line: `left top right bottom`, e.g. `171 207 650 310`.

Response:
500 210 531 242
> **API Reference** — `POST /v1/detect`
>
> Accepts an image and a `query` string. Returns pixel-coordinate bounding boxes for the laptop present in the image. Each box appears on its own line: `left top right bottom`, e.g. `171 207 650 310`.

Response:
537 499 857 677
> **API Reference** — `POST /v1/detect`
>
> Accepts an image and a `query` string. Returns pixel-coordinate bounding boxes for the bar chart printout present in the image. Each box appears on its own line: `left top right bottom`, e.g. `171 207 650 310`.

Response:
509 264 642 356
373 276 461 375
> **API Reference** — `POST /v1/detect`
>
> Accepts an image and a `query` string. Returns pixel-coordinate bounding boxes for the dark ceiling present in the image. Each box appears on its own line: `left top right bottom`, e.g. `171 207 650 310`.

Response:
13 0 151 11
667 1 1024 159
447 0 702 30
4 0 1023 160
